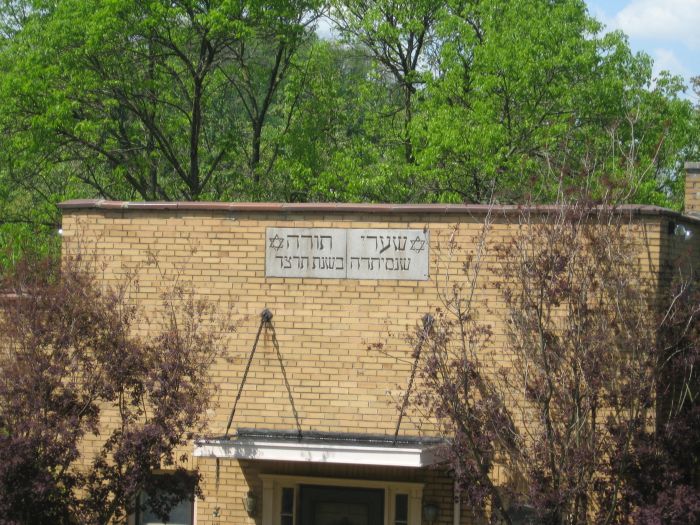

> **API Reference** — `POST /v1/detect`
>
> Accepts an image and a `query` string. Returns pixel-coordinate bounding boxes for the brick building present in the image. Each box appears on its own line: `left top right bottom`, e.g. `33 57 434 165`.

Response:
58 164 700 525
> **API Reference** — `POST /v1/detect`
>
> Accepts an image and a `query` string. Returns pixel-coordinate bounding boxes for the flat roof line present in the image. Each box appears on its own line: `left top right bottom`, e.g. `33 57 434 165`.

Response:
57 199 700 223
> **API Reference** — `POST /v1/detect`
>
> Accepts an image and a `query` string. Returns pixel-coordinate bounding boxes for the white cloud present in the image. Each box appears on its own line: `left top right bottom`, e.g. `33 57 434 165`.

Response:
588 4 614 31
652 48 690 78
612 0 700 49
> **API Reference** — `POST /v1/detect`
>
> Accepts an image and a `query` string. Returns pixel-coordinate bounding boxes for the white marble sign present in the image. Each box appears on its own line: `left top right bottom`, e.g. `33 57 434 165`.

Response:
265 227 429 280
346 229 429 280
265 228 346 279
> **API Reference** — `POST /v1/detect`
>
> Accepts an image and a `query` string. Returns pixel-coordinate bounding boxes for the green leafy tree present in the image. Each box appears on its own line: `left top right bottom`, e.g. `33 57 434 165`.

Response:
0 0 321 202
220 10 320 190
331 0 441 164
0 0 698 257
414 0 699 204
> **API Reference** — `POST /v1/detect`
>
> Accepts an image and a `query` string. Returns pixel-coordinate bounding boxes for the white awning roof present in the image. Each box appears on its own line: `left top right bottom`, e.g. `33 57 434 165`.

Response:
194 429 444 468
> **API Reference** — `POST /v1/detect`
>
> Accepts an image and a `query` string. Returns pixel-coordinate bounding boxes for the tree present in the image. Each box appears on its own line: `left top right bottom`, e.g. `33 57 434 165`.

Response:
0 252 230 524
0 0 321 202
411 198 700 524
1 0 698 256
331 0 441 164
622 256 700 524
414 0 699 205
266 38 418 202
220 8 321 187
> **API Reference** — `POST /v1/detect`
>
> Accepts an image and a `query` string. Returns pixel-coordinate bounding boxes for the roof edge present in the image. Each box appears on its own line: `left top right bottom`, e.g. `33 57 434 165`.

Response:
57 199 700 224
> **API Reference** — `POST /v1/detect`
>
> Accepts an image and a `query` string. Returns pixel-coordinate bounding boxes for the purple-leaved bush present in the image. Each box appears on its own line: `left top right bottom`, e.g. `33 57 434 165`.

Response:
411 203 700 525
0 253 229 524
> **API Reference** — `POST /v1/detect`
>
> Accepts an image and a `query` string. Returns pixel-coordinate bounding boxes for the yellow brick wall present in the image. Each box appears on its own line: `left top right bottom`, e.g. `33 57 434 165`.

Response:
685 163 700 216
687 177 700 215
60 207 678 525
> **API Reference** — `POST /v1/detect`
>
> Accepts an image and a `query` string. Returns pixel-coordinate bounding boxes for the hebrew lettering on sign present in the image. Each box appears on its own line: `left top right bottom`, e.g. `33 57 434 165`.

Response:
265 228 346 279
345 229 427 279
265 228 429 280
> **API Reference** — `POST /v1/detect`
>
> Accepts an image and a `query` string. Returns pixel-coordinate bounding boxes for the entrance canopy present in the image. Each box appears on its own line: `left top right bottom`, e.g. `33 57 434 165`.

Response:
194 429 444 468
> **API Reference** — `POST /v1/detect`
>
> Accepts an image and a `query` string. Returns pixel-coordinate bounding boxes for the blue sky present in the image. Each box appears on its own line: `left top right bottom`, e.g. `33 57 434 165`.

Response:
585 0 699 102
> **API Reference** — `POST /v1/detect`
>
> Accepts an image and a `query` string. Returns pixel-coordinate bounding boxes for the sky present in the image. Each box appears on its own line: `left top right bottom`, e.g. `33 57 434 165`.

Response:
585 0 699 101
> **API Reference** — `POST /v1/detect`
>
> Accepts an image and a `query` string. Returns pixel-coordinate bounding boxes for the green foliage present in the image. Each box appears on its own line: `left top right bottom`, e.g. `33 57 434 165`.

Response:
0 0 698 251
0 224 60 271
0 0 322 199
414 0 699 204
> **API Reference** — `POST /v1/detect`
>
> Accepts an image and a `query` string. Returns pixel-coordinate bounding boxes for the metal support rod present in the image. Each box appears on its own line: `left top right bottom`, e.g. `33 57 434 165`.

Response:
224 308 302 440
393 313 434 445
224 309 270 438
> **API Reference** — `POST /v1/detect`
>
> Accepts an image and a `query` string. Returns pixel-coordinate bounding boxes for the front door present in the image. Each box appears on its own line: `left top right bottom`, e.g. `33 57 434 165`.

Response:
299 485 384 525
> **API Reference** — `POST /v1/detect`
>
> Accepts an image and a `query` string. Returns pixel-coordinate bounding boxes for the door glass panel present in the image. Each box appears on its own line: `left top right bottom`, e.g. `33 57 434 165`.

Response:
315 502 370 525
395 494 408 525
282 488 295 513
282 487 295 525
299 485 384 525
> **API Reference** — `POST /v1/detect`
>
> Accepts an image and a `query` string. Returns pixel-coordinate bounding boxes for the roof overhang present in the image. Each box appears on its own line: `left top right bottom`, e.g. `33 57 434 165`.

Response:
57 199 700 226
194 429 444 468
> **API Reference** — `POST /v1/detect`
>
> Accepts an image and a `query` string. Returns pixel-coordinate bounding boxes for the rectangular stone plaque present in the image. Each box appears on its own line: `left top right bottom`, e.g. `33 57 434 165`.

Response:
346 229 429 280
265 227 429 280
266 228 347 279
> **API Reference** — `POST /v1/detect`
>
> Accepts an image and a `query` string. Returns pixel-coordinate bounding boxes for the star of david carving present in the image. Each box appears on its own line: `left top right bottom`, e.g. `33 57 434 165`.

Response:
410 235 426 253
269 234 285 251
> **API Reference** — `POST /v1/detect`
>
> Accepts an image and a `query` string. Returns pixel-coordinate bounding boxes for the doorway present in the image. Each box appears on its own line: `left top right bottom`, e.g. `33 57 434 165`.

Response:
298 485 384 525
